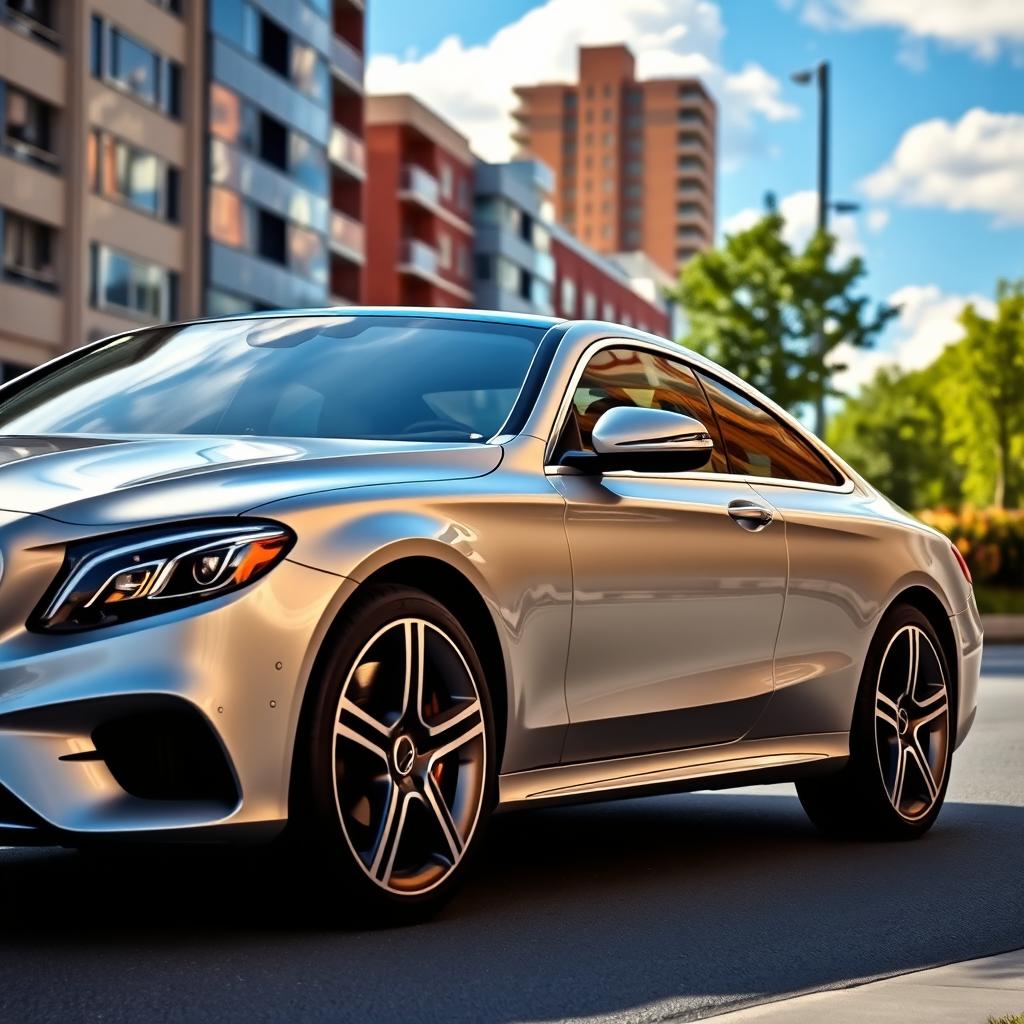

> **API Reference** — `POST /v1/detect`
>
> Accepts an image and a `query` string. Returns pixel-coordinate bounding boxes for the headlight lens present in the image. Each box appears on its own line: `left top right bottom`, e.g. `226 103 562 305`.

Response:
31 520 294 632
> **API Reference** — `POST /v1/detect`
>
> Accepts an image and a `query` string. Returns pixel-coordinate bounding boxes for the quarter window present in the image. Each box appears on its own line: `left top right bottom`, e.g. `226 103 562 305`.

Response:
555 347 727 473
696 373 841 485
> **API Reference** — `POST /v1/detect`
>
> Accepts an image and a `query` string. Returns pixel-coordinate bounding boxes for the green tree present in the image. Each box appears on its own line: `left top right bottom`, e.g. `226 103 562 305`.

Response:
940 281 1024 508
827 363 961 511
669 212 896 429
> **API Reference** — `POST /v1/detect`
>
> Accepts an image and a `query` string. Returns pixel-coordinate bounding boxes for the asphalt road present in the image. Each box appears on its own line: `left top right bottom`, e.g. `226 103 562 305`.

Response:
1 647 1021 1024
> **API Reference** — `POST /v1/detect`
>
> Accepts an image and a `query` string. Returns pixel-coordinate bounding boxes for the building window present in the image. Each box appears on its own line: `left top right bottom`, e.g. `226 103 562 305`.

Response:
474 253 491 281
625 159 643 177
259 14 290 76
438 231 451 270
439 162 453 201
677 225 703 240
624 228 642 247
91 18 182 119
560 276 576 316
89 243 177 319
582 290 597 319
602 107 613 123
4 0 59 48
456 242 469 280
148 0 183 14
678 155 703 170
259 111 288 170
257 208 286 263
2 210 56 291
679 85 703 100
625 204 642 222
678 109 704 124
677 201 702 216
88 130 180 222
602 301 615 322
2 84 57 170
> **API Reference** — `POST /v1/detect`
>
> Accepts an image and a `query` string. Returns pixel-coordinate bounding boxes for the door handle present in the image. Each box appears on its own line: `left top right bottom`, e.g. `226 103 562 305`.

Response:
728 500 774 531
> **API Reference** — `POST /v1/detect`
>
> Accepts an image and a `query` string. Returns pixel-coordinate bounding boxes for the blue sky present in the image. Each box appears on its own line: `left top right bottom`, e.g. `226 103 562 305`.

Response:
367 1 1024 388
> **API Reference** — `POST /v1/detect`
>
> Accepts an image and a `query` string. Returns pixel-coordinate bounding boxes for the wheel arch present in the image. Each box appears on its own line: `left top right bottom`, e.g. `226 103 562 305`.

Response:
882 584 959 709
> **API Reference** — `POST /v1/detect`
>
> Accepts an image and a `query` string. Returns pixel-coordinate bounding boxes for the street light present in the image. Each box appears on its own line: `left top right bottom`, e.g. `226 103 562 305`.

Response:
790 61 860 435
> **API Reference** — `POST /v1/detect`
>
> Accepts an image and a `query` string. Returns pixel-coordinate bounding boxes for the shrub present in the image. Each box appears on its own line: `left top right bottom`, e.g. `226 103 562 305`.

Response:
918 507 1024 587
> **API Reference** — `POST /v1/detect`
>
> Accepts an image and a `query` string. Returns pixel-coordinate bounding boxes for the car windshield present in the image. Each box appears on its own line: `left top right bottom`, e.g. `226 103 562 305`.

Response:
0 315 546 443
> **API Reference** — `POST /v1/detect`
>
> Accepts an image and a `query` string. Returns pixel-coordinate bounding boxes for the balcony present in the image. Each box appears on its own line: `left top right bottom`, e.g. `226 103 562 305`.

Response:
398 238 472 301
329 210 365 264
399 237 438 277
400 164 440 207
330 34 364 89
328 124 365 179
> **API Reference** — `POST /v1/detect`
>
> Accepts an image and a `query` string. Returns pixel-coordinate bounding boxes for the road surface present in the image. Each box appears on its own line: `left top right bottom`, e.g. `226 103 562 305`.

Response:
1 647 1021 1023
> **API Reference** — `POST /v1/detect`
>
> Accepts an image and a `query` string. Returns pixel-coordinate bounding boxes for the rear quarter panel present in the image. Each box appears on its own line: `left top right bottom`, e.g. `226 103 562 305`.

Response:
745 479 973 741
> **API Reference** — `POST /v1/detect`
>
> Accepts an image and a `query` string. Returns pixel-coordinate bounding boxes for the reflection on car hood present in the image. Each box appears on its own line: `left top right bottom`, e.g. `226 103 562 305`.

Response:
0 434 502 526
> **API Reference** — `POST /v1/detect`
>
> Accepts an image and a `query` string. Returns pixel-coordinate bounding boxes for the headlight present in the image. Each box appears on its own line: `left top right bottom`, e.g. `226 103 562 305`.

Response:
31 520 294 632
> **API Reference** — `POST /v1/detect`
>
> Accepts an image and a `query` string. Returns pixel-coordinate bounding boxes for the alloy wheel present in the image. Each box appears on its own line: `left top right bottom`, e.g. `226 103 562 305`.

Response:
874 624 950 822
331 618 487 895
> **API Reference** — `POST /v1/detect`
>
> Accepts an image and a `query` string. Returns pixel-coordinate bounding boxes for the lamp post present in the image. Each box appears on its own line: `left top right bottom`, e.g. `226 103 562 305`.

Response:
790 61 860 436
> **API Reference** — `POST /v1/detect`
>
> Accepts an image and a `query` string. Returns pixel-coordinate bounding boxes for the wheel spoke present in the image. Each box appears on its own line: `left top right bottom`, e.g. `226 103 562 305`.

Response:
876 691 900 731
427 698 484 762
402 620 425 721
422 776 464 864
914 696 949 729
337 697 390 761
889 744 907 809
904 627 920 699
906 741 939 802
369 783 410 885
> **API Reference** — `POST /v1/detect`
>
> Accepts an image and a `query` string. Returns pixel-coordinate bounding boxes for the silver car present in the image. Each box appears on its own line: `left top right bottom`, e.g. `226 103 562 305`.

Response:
0 309 982 919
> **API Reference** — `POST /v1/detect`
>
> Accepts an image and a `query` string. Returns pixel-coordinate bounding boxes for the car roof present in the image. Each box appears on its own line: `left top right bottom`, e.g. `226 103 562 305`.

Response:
165 306 566 332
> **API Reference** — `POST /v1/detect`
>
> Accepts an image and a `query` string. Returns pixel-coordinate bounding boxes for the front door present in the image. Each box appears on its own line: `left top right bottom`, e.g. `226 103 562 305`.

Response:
550 346 788 763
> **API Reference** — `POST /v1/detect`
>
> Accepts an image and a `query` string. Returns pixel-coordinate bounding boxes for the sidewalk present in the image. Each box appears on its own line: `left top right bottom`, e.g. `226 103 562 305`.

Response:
712 949 1024 1022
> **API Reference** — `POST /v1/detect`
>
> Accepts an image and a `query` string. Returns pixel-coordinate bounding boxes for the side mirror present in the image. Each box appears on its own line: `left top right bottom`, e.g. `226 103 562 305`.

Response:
561 406 714 474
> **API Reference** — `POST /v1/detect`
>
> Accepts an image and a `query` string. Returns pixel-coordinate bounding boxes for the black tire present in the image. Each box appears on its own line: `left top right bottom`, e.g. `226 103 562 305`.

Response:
797 604 955 840
291 584 496 923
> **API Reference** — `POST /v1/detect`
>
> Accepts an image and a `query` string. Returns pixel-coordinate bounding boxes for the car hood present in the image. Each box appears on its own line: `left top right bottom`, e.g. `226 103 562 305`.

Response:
0 434 502 526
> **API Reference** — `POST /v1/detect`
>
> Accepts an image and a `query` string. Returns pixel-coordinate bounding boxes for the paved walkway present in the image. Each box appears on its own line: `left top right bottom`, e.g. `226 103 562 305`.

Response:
712 948 1024 1022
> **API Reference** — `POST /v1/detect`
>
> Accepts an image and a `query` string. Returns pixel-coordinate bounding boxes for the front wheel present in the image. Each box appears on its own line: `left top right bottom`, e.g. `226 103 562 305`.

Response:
797 605 954 840
297 585 496 921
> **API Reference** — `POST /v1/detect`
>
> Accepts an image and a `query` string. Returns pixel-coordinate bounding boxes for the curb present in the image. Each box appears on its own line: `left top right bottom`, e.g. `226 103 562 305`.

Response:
982 615 1024 643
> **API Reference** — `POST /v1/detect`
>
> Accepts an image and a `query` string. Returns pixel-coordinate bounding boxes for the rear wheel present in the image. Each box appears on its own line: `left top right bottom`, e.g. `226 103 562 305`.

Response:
297 585 495 921
797 605 953 839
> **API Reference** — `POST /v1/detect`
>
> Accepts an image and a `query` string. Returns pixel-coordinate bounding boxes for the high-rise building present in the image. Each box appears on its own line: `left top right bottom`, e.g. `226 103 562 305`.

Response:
472 159 555 317
0 0 366 375
363 94 474 307
512 44 716 277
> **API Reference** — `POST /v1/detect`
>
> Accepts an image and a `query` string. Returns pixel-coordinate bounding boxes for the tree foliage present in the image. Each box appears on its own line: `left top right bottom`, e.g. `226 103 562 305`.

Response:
829 279 1024 510
669 212 896 419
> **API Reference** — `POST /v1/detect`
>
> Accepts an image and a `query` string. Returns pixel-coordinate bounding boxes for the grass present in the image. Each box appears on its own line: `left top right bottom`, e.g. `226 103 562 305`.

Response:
987 1014 1024 1024
975 586 1024 615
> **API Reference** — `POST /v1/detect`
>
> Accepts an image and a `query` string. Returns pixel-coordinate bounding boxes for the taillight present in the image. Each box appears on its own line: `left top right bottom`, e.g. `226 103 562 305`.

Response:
950 543 972 586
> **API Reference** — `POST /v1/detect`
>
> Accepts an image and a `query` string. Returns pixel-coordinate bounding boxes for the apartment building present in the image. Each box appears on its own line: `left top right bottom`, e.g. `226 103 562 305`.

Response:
0 0 366 375
512 44 716 277
472 159 555 317
552 224 669 337
363 94 474 307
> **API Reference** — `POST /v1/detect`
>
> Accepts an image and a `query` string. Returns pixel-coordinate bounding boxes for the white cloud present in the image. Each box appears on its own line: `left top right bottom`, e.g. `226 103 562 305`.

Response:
367 0 797 167
793 0 1024 61
866 207 889 232
722 189 863 261
860 108 1024 226
830 284 995 392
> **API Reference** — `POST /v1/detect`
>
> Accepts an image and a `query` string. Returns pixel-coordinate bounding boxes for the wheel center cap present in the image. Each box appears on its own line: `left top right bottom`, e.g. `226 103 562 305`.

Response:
896 706 910 736
392 734 417 777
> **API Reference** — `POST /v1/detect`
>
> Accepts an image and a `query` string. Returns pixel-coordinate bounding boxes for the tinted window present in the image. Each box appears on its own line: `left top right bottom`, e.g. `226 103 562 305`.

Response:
0 316 543 442
557 346 727 473
697 373 840 485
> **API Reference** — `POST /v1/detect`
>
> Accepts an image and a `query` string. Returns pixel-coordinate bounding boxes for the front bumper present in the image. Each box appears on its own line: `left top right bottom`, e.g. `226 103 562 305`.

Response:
0 514 342 843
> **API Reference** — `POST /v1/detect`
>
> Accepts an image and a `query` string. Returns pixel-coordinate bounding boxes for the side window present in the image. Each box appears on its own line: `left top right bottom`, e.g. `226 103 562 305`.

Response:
555 346 728 473
696 373 841 485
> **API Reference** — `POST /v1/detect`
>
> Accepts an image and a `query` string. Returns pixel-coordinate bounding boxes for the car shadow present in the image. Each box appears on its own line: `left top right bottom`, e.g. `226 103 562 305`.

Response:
0 792 1021 1022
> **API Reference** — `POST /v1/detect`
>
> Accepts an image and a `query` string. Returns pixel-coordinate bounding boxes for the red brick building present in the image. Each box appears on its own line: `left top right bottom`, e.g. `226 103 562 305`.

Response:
364 95 475 307
552 223 670 336
513 44 716 277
